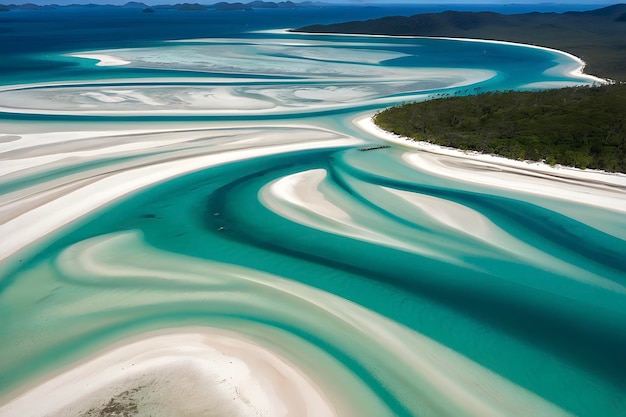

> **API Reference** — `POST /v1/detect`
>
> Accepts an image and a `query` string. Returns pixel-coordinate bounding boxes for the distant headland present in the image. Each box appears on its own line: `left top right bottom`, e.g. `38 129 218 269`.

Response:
292 4 626 173
294 4 626 82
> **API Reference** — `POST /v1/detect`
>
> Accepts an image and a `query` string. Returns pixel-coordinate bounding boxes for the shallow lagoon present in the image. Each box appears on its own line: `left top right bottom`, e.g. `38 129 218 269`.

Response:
1 7 625 417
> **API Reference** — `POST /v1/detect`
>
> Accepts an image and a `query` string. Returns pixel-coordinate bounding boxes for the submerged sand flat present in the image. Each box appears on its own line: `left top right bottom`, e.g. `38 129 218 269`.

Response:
1 30 625 417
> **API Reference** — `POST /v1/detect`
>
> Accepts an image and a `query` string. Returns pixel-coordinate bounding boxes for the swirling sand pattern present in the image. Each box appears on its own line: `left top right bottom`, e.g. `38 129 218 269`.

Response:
0 32 625 417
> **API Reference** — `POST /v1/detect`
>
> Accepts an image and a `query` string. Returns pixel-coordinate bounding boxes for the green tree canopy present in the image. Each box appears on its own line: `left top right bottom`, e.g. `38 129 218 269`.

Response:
374 84 626 173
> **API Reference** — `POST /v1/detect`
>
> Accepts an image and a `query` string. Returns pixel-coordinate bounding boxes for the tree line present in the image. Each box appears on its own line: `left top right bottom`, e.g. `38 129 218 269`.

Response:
374 84 626 173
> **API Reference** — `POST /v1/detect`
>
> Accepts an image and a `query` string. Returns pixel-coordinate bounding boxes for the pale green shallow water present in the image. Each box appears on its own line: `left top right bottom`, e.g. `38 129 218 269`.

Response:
0 9 625 417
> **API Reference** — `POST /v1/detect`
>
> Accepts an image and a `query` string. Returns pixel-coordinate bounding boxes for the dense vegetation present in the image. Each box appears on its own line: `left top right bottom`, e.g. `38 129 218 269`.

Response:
296 4 626 82
373 84 626 173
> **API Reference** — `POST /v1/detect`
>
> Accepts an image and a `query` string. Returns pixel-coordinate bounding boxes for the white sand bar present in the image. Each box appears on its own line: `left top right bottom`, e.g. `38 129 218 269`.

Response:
0 127 360 261
0 329 336 417
68 53 131 66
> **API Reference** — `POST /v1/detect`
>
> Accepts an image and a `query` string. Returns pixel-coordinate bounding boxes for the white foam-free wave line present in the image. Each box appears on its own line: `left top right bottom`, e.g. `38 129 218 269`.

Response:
67 53 131 66
0 137 361 261
40 230 574 417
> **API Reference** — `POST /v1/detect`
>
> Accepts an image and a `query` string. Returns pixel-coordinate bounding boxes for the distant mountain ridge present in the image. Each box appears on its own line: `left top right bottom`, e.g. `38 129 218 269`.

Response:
295 4 626 81
296 4 626 36
0 0 324 10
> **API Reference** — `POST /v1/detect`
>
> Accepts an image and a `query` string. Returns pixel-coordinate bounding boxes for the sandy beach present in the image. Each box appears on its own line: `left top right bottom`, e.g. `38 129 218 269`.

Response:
0 250 576 417
0 328 337 417
357 116 626 206
68 53 131 66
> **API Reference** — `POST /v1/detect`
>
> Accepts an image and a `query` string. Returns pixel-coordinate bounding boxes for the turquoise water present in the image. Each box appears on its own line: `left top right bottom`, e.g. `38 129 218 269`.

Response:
0 7 625 417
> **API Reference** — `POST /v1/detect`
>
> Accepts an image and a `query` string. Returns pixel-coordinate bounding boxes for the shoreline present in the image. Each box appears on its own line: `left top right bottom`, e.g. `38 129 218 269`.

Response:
356 115 626 213
357 114 626 183
282 28 610 85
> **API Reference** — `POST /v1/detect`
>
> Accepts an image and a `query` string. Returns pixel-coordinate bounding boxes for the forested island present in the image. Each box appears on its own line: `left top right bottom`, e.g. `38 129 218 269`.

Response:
374 84 626 173
295 4 626 82
296 4 626 173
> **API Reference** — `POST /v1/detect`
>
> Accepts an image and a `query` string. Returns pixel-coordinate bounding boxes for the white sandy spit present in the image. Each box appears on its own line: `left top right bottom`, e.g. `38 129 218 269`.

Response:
0 329 335 417
260 168 459 262
67 53 130 66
